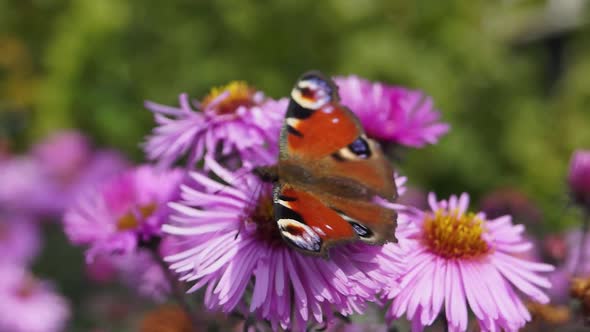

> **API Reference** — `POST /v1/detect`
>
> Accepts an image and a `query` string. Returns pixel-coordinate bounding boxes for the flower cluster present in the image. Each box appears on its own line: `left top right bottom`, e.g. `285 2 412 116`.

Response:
54 74 557 332
335 76 450 147
144 82 288 169
163 157 407 330
568 150 590 210
140 74 555 331
0 131 128 332
64 165 184 300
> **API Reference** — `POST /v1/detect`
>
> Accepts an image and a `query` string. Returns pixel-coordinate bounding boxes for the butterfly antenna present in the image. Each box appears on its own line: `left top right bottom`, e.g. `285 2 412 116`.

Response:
211 167 251 196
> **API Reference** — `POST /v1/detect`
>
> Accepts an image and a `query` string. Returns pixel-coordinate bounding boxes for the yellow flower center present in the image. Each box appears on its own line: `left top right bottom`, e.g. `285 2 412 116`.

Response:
422 210 490 259
116 203 158 231
202 81 256 115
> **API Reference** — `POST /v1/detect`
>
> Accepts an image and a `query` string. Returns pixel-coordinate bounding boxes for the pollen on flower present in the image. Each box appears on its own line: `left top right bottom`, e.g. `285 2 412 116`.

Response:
202 81 256 115
116 203 157 231
422 210 490 259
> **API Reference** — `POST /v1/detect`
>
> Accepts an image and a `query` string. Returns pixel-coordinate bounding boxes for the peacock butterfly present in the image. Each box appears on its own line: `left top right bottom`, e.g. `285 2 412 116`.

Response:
255 71 398 257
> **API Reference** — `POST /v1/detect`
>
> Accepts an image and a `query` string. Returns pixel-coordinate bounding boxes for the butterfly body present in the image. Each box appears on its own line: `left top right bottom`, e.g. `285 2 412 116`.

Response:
260 71 398 257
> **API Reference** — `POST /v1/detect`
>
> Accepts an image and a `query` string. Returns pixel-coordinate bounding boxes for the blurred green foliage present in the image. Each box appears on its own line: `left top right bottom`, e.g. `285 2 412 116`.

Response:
1 0 590 329
3 0 590 225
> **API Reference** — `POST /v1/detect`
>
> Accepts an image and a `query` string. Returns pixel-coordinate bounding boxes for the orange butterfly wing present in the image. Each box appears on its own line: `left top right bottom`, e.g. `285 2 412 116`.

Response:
273 184 356 256
274 71 397 256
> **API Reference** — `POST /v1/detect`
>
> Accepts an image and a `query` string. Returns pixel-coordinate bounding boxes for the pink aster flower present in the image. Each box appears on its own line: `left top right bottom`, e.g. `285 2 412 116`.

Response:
548 229 590 291
0 265 70 332
85 255 118 284
568 150 590 209
112 237 181 301
539 229 590 303
0 156 57 215
114 250 171 302
0 215 40 265
144 82 288 169
32 130 92 180
387 193 554 332
0 132 129 218
335 76 449 147
163 158 407 331
64 165 184 260
33 131 130 216
563 229 590 276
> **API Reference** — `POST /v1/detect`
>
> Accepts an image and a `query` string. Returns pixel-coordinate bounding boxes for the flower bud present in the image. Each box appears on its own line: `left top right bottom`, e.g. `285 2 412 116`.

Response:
568 150 590 209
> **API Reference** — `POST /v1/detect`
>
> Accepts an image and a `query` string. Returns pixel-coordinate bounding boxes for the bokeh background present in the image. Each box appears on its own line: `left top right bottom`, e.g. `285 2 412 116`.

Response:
1 0 589 330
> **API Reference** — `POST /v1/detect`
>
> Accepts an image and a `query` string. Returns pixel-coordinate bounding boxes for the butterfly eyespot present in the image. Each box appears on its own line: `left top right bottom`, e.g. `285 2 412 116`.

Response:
291 76 333 110
278 219 322 252
349 221 374 239
284 223 304 235
331 136 373 161
334 210 375 239
348 137 371 158
300 87 314 99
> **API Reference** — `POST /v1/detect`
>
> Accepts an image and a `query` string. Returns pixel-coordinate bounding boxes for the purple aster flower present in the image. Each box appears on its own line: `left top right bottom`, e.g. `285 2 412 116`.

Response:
115 250 171 302
144 82 288 169
32 130 92 180
111 236 181 302
64 165 184 260
545 268 571 304
568 150 590 209
163 157 407 331
0 215 40 265
33 131 130 216
0 156 58 215
387 193 554 332
563 229 590 276
0 131 129 218
540 229 590 303
56 150 130 212
334 76 449 147
85 255 118 284
0 265 70 332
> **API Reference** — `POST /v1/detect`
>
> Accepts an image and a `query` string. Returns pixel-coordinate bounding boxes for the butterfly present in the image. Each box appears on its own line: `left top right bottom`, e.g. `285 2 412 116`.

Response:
255 71 398 257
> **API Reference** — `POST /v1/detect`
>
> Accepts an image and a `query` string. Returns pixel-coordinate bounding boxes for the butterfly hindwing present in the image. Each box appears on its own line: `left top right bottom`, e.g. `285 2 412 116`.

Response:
316 191 397 245
273 183 356 257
